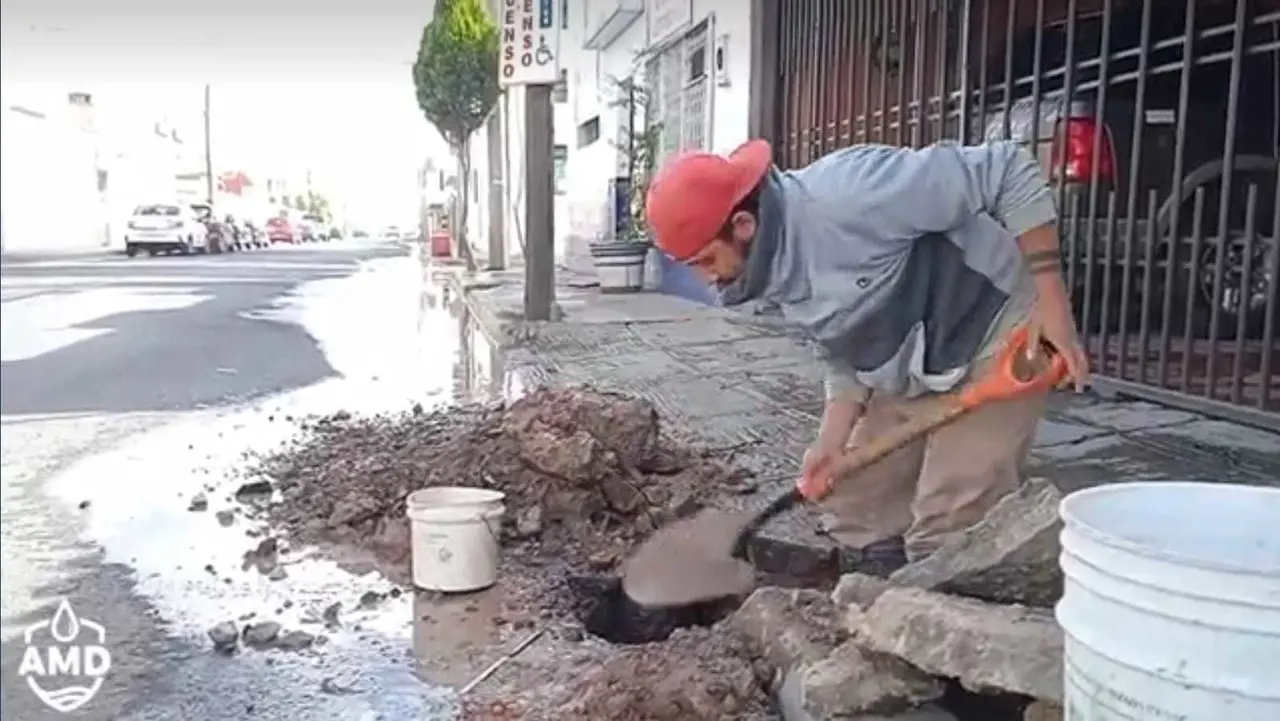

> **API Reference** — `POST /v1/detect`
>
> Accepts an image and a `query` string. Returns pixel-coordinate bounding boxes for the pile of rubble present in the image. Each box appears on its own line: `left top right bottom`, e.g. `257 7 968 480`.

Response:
250 387 747 582
730 479 1067 721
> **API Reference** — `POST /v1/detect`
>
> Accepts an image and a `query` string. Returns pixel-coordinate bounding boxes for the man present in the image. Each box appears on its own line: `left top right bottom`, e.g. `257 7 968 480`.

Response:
645 138 1088 576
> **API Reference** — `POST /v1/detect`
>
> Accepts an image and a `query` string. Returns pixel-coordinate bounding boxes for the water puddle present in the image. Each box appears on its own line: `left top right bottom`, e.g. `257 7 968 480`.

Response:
40 252 528 718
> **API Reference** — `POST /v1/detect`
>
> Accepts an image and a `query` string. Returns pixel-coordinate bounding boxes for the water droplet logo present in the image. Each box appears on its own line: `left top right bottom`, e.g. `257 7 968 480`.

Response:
18 598 112 713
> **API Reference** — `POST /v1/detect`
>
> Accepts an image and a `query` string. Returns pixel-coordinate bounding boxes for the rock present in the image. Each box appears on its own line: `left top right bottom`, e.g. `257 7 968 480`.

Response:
600 477 645 514
215 509 236 526
188 493 209 512
513 505 544 538
586 550 617 570
832 572 891 610
729 587 846 676
242 621 283 647
267 566 288 581
208 621 240 652
234 480 274 501
889 478 1064 607
778 640 944 720
275 629 320 651
1023 700 1064 721
853 587 1062 701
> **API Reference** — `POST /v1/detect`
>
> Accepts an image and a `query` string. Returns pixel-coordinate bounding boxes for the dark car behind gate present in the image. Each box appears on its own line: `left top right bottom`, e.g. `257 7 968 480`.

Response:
752 0 1280 431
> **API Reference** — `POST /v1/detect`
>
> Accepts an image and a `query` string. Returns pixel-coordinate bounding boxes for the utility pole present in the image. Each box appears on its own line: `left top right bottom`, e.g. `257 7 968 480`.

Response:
523 85 555 320
498 0 559 321
485 108 506 270
202 83 214 203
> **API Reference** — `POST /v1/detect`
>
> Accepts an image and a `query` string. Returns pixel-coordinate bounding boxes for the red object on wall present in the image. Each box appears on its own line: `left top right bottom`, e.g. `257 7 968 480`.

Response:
430 232 453 258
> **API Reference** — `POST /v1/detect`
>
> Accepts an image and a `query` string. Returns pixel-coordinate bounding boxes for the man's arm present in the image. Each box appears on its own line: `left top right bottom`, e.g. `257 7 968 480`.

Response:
818 357 870 451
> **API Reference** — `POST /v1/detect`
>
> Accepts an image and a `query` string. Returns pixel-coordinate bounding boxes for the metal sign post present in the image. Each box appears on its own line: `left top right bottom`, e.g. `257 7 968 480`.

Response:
500 0 561 321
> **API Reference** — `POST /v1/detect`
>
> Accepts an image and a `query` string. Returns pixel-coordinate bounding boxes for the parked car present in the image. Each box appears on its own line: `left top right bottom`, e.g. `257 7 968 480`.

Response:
265 216 296 244
300 214 329 242
124 203 210 257
381 225 402 241
982 2 1278 338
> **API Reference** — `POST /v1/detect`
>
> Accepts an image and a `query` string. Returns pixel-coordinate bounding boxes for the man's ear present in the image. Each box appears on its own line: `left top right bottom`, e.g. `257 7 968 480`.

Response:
729 210 757 241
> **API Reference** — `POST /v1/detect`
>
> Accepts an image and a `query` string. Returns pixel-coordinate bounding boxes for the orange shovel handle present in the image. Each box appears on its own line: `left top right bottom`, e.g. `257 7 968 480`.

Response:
796 325 1067 502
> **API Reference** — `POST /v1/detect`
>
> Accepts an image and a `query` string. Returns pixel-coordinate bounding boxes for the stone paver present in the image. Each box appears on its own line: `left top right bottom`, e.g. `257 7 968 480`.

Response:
437 263 1280 580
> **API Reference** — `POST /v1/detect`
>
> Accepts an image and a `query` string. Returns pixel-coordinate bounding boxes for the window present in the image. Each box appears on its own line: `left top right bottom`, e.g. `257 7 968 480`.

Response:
133 205 180 216
553 145 568 194
577 116 600 148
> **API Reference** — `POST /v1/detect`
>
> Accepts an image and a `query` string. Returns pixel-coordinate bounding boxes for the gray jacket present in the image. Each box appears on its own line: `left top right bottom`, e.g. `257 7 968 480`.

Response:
718 141 1056 402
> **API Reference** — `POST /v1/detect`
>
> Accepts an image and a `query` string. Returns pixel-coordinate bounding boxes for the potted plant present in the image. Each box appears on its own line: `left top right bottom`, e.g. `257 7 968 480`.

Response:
590 76 661 293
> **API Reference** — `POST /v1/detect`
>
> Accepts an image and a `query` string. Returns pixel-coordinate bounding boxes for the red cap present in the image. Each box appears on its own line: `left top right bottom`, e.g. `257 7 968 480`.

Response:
645 139 773 261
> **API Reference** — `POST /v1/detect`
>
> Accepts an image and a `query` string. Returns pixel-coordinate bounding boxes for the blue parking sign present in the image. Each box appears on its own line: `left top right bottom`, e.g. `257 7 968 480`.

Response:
539 0 553 29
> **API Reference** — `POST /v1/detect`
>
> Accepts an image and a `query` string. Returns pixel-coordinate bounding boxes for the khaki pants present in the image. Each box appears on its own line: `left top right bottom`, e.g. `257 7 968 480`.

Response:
820 375 1047 561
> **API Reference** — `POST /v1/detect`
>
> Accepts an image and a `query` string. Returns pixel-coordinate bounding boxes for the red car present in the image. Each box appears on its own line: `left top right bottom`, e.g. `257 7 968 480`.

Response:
266 217 295 244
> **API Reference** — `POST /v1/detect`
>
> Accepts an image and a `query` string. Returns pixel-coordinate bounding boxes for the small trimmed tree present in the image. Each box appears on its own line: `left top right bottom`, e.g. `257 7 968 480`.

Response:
411 0 500 270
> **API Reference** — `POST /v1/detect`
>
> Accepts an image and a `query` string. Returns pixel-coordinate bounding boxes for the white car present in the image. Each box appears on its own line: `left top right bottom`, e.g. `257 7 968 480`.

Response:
123 203 209 257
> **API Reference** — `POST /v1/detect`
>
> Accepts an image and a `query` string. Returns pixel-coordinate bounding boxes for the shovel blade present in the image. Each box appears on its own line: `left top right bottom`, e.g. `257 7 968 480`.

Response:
621 508 759 608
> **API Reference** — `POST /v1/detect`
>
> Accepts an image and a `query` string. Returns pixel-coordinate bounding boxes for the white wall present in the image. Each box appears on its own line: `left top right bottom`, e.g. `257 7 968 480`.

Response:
467 0 753 272
0 84 107 254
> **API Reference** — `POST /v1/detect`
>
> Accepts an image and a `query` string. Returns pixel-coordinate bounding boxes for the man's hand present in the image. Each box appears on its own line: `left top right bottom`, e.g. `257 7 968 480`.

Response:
1019 223 1089 391
1032 295 1089 391
798 439 842 502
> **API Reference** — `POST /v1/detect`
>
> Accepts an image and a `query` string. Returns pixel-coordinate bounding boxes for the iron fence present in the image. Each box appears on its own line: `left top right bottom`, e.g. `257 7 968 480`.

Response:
756 0 1280 430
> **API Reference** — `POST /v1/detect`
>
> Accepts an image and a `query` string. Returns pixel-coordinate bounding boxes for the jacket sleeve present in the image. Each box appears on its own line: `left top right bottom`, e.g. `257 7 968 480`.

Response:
841 140 1058 239
821 351 872 406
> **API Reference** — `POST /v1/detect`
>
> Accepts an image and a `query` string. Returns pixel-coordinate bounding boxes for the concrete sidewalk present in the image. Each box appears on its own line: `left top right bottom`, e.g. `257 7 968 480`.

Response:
437 263 1280 581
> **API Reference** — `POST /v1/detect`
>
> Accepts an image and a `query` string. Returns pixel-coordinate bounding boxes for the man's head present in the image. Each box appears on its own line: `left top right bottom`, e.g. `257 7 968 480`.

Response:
645 139 772 287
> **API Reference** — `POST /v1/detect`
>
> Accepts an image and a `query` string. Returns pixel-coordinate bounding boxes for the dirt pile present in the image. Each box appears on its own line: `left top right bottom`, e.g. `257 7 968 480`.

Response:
457 624 774 721
559 625 774 720
252 387 748 580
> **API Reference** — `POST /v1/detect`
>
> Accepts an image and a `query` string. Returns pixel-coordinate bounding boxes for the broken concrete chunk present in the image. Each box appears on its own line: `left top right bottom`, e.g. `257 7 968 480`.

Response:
187 493 209 512
1023 700 1064 721
854 587 1063 702
207 621 239 652
781 640 945 720
275 629 320 651
832 572 892 610
890 478 1064 607
242 620 283 647
729 587 846 675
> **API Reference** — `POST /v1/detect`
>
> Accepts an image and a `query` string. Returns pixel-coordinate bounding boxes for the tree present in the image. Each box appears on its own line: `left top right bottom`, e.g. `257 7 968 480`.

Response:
608 76 662 242
281 196 293 209
294 195 308 213
411 0 500 270
306 190 331 221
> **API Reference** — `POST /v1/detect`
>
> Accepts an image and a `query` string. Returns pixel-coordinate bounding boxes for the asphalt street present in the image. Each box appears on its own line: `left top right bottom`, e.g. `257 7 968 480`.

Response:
1 242 457 721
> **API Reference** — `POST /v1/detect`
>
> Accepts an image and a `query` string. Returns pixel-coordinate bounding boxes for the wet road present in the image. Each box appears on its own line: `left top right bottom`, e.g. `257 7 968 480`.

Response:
1 243 461 720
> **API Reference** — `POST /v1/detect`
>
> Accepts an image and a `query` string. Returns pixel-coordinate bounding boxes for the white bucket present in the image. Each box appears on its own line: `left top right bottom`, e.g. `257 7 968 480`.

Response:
406 487 506 593
1057 481 1280 720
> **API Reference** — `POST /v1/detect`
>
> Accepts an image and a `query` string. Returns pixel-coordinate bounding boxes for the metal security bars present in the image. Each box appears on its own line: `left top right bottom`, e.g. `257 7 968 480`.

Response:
755 0 1280 430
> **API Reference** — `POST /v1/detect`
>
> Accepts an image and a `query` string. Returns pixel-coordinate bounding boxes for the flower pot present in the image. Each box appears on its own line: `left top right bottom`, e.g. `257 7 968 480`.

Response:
589 240 650 293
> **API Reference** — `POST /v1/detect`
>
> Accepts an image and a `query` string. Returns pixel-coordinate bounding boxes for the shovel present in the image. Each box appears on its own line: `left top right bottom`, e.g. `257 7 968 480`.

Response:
621 325 1069 609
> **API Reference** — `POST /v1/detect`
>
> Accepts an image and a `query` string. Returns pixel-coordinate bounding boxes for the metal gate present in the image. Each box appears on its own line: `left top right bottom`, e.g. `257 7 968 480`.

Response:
757 0 1280 431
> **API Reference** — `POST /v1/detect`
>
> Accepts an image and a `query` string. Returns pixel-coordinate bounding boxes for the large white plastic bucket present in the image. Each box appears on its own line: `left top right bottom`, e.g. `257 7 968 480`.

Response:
1057 481 1280 720
406 487 506 593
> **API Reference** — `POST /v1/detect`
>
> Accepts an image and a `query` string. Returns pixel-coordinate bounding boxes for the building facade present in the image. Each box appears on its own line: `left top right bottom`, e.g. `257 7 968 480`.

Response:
1 84 108 254
466 0 753 295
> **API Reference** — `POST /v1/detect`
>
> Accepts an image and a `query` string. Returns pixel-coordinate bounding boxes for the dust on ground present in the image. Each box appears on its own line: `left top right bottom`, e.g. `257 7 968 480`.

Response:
244 387 776 719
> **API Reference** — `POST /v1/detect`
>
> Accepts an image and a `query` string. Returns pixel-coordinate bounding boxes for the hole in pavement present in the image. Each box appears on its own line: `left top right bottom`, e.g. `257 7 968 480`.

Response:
938 679 1029 721
568 574 740 644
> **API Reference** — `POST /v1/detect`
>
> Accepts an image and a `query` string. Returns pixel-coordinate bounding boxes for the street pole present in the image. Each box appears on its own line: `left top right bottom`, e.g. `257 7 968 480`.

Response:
202 84 214 203
485 108 506 270
523 84 555 321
